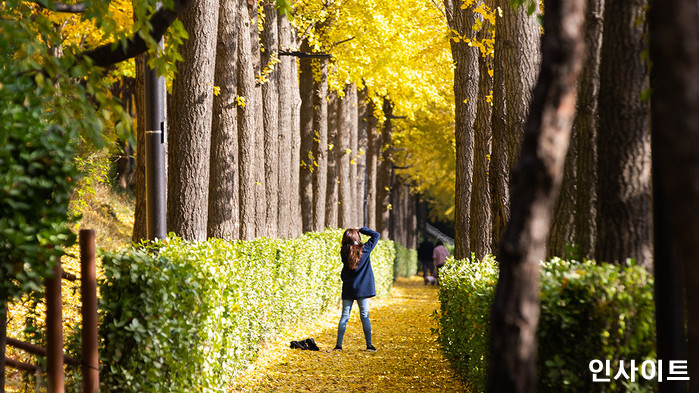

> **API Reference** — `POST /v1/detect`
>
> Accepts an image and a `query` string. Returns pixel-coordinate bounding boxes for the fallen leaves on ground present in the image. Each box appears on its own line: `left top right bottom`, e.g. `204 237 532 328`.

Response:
232 276 468 392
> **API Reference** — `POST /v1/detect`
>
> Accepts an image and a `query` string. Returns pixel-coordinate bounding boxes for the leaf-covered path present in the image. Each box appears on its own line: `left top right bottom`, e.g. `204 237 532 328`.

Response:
232 276 468 392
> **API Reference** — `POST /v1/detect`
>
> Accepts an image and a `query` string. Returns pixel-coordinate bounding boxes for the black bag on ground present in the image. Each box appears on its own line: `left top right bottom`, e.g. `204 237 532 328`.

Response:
290 338 319 351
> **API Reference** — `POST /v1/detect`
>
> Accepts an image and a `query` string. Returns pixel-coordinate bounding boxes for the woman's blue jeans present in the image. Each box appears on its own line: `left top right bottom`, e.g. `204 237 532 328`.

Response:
336 297 372 347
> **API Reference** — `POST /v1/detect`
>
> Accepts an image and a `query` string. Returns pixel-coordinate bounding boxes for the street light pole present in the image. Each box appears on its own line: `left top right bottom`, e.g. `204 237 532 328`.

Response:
144 48 167 241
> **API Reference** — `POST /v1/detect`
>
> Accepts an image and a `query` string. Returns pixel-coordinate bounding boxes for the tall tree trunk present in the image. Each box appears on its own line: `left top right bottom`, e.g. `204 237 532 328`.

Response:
312 58 329 232
290 41 303 237
471 12 494 260
649 0 699 388
503 0 541 172
357 88 369 226
277 13 294 238
489 0 509 253
376 99 393 239
366 99 378 229
167 0 219 241
410 193 418 249
207 0 239 239
132 54 147 243
445 0 479 260
298 44 315 233
237 0 258 240
487 0 585 391
261 1 279 238
338 88 353 228
547 131 576 258
249 0 267 238
348 84 359 227
596 0 652 269
574 0 603 260
326 90 339 228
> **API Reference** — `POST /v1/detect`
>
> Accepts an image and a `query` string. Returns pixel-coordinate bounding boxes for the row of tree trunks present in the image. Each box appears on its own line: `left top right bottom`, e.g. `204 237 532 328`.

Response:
133 2 410 244
388 180 419 249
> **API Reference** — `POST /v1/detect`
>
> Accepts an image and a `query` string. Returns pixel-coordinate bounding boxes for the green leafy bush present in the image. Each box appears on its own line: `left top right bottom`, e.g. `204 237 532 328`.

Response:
434 257 655 393
98 229 395 392
393 243 418 278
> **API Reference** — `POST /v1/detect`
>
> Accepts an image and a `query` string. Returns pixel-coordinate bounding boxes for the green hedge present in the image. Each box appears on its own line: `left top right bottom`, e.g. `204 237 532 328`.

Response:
435 257 655 393
98 229 395 392
393 242 418 278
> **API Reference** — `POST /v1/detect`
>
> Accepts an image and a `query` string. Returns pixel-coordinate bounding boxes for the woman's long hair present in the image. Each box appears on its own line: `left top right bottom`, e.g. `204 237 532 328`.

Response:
341 229 363 270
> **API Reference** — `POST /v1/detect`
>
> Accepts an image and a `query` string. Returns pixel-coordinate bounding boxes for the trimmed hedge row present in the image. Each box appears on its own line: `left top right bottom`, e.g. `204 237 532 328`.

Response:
393 242 418 278
98 229 395 392
435 257 655 393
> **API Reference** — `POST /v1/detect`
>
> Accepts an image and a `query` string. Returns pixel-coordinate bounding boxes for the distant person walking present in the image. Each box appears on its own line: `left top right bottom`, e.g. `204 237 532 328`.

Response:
417 239 435 285
432 240 450 284
335 227 380 352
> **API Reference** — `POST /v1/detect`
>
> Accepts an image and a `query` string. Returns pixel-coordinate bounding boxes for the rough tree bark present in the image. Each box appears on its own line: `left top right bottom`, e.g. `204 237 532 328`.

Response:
376 99 393 239
290 37 303 237
248 0 267 238
357 88 369 226
326 90 339 228
445 0 479 259
132 54 147 243
338 88 353 228
649 0 699 388
261 1 279 238
574 0 603 260
503 0 541 172
166 0 219 241
298 43 315 233
596 0 652 269
366 99 378 229
277 13 294 238
471 11 494 260
547 130 576 258
488 0 509 253
207 0 239 239
237 0 257 240
348 84 359 227
487 0 585 391
312 58 329 232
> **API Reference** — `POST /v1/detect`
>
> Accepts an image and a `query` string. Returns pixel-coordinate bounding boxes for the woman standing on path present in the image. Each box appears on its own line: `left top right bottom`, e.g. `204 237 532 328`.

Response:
335 227 380 352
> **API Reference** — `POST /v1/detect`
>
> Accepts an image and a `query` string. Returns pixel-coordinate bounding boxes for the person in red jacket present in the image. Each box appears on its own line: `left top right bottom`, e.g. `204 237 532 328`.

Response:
334 227 380 352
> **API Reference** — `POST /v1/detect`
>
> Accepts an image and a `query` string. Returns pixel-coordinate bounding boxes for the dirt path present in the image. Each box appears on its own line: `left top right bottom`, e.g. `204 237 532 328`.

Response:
232 276 468 392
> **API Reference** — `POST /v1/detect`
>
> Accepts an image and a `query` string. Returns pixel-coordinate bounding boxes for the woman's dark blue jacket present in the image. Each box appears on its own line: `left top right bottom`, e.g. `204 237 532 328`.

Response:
341 227 380 300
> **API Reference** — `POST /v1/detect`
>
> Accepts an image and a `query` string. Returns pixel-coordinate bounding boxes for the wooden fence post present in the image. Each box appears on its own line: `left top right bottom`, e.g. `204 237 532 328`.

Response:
45 258 64 393
80 229 99 393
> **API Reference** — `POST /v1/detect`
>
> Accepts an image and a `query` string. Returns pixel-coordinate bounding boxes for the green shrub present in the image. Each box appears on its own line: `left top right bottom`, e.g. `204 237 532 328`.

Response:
393 243 418 278
98 229 395 392
434 257 655 393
